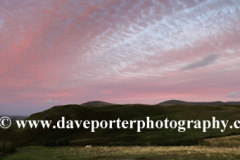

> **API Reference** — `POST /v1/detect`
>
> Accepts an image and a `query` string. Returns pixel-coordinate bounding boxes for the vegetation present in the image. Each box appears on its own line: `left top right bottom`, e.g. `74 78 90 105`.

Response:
41 139 69 147
2 135 240 159
1 103 240 159
2 145 240 160
0 104 180 146
0 141 16 154
161 104 240 139
1 104 240 147
204 134 240 147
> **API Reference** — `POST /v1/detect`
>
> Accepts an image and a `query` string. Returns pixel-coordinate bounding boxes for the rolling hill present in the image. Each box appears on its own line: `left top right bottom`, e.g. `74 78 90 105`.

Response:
0 115 28 122
0 104 180 146
158 99 240 106
80 101 113 106
1 101 240 147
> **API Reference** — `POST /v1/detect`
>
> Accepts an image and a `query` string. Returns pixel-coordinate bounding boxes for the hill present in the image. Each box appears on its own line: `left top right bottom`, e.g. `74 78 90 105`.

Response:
0 104 180 146
1 103 240 147
0 115 28 122
226 101 240 105
157 100 189 105
158 100 239 106
80 101 113 106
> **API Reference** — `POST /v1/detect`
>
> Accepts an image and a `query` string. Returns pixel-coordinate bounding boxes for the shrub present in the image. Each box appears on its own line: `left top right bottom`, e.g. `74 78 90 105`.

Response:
55 139 63 146
48 140 56 147
42 139 69 147
55 139 69 146
41 139 49 147
144 141 151 146
62 139 69 146
0 141 16 154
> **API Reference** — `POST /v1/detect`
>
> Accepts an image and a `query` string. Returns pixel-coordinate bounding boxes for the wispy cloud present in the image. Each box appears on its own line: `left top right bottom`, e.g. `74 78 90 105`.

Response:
180 54 219 71
228 92 239 98
0 0 240 115
43 100 58 104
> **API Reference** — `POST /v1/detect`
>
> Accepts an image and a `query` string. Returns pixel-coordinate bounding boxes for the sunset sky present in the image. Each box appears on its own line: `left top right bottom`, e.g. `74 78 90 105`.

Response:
0 0 240 115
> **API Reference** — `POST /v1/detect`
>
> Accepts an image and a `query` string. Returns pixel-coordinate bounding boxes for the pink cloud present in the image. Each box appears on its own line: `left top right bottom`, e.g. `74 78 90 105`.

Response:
0 0 239 115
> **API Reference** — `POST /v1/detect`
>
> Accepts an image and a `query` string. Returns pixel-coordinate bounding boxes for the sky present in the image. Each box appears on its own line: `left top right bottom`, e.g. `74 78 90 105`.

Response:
0 0 240 115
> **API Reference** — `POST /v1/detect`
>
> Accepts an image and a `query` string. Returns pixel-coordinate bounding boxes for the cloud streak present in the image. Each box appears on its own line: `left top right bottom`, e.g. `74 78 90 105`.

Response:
228 92 239 98
43 100 58 104
180 54 219 71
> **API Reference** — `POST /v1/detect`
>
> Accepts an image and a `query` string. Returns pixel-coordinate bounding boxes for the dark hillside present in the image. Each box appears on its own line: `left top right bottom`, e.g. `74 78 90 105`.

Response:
0 104 179 146
2 103 240 147
158 100 238 106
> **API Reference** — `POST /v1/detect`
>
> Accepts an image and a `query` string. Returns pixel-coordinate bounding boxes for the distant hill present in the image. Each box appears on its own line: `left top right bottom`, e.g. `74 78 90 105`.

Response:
157 100 240 106
0 115 28 122
81 101 113 106
158 100 189 106
226 102 240 105
197 101 226 105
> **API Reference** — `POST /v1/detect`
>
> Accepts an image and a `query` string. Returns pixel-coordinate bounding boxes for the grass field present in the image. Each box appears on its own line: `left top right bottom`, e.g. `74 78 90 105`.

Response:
2 145 240 160
2 135 240 160
204 134 240 147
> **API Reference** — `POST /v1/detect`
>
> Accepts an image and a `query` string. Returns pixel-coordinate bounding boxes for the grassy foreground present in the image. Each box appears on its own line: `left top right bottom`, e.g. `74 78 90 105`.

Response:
2 145 240 160
2 135 240 159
